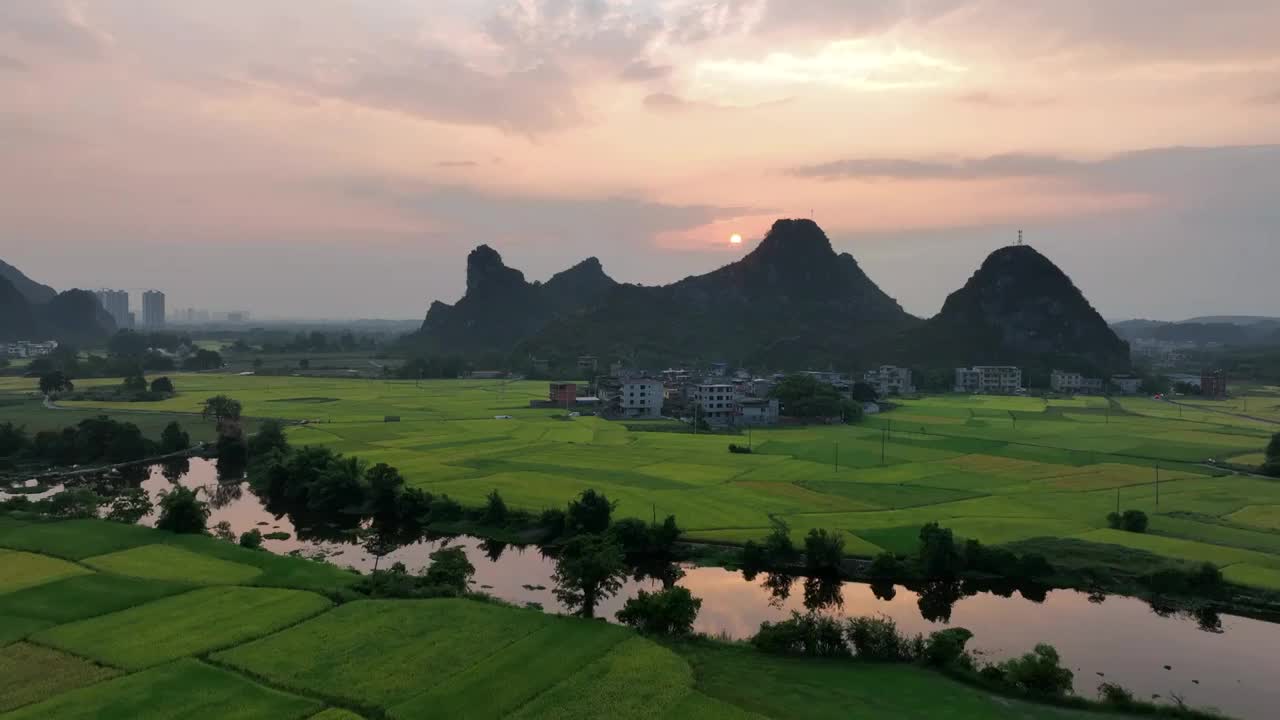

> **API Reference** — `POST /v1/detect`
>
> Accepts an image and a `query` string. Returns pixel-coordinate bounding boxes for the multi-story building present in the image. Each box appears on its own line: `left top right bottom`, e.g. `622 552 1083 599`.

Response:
1050 370 1104 394
694 383 737 424
4 340 58 358
576 355 598 373
94 289 130 329
863 366 915 396
620 379 663 419
1202 369 1228 399
549 383 578 406
1110 375 1143 395
141 290 166 328
738 398 780 426
955 366 1023 395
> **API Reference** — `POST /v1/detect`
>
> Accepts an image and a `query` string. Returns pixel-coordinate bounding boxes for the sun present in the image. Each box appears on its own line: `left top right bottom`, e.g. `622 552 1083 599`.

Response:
729 233 743 245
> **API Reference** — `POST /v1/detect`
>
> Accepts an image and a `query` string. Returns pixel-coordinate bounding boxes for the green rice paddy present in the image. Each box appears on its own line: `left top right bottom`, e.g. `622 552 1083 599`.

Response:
4 373 1280 591
0 517 1115 719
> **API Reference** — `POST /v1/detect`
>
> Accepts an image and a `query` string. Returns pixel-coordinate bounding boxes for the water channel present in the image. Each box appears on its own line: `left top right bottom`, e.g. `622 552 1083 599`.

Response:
8 457 1278 720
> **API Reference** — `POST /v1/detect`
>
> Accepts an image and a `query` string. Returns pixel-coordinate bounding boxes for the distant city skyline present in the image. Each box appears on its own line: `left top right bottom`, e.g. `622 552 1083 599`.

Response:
2 1 1277 320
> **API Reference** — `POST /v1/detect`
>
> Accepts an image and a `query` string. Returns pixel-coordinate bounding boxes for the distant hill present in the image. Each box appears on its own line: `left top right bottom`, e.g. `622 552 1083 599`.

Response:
1112 316 1280 346
414 246 618 355
0 259 56 304
412 220 1130 372
0 261 115 344
893 245 1130 373
523 219 916 367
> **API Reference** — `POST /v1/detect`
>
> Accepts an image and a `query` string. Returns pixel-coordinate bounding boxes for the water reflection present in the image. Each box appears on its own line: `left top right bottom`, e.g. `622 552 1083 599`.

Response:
62 458 1280 720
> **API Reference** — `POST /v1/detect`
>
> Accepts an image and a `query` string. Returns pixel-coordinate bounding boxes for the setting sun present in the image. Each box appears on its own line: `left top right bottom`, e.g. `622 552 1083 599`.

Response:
730 233 743 245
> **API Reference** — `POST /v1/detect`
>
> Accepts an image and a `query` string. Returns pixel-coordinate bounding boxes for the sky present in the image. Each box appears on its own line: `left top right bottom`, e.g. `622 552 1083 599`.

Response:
2 0 1278 321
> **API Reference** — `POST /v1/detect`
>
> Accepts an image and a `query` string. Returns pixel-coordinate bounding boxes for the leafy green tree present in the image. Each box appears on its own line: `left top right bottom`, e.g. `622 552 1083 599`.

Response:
919 522 962 579
763 518 800 567
216 430 249 480
106 488 152 524
566 489 614 535
0 422 30 457
247 419 288 457
922 627 975 668
616 587 702 636
423 546 475 593
804 528 845 574
846 615 914 661
150 376 175 394
47 488 103 518
239 528 264 549
751 612 850 658
364 463 405 522
121 374 148 394
851 382 879 403
361 525 401 573
38 371 74 395
211 520 236 542
483 488 508 525
184 349 223 371
770 374 862 421
155 486 209 534
553 534 627 618
201 395 242 424
1107 510 1148 533
1263 433 1280 477
159 421 190 453
997 643 1075 696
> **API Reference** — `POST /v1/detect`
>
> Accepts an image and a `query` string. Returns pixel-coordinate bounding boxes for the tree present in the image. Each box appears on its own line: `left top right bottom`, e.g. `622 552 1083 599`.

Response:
851 382 880 403
159 421 190 453
211 520 236 542
106 488 152 524
553 534 627 618
202 395 243 425
121 374 148 394
47 488 103 519
0 422 30 457
804 528 845 574
751 612 849 658
155 486 210 534
763 518 800 567
483 489 508 525
239 528 264 549
216 430 249 480
1263 433 1280 477
770 375 848 419
362 525 401 574
1107 510 1148 533
298 358 310 370
997 643 1074 696
364 462 405 521
919 522 962 579
423 546 475 593
846 615 914 661
38 371 73 395
566 489 614 535
616 587 702 636
184 349 223 371
150 376 175 394
247 419 289 458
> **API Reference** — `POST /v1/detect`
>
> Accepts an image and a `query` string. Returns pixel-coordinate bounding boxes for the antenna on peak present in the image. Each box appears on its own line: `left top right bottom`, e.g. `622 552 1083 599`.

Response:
1017 229 1023 246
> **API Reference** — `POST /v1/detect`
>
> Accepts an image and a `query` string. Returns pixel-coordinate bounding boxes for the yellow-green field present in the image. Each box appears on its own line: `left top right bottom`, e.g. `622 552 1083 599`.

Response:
5 374 1280 589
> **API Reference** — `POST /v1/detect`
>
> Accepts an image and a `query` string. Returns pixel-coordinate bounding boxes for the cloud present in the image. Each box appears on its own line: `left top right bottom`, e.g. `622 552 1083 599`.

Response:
0 55 29 72
1251 90 1280 105
620 59 672 82
695 38 967 91
790 153 1085 181
952 90 1054 108
436 160 480 169
0 1 107 60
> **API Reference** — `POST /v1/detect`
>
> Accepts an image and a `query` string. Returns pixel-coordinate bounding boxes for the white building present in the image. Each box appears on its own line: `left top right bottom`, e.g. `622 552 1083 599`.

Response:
694 383 737 424
864 366 915 396
619 379 663 419
4 340 58 358
142 290 166 329
738 398 780 426
955 366 1023 395
1111 375 1143 395
1052 370 1105 394
94 289 130 329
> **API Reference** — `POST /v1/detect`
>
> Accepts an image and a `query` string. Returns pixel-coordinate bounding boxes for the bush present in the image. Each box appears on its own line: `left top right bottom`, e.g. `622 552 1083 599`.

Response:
616 587 702 636
763 519 800 567
997 643 1074 696
740 540 766 574
922 627 974 669
1142 562 1224 596
106 488 152 524
846 615 915 662
159 421 190 453
155 486 210 534
150 376 175 394
47 488 103 519
804 528 845 574
429 494 463 522
239 528 264 549
211 520 235 542
751 612 850 658
728 443 753 454
539 507 567 537
483 489 508 525
867 552 904 579
566 489 614 535
919 522 961 579
1107 509 1148 533
1098 682 1136 708
423 546 476 593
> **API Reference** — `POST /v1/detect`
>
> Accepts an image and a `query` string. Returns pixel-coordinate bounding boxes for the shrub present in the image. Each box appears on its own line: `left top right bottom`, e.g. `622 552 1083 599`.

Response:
1098 682 1136 708
804 528 846 574
616 587 702 636
763 519 800 567
846 615 915 662
159 421 190 453
1015 553 1054 580
106 488 152 524
539 507 567 537
239 528 264 549
423 546 475 593
1107 509 1148 533
483 489 508 525
728 443 753 454
566 489 614 535
150 376 175 394
429 494 463 522
740 540 766 574
263 532 290 541
867 552 904 580
751 612 850 658
211 520 235 542
155 486 210 534
1142 562 1224 596
47 488 103 519
919 522 961 579
997 643 1074 696
922 627 975 669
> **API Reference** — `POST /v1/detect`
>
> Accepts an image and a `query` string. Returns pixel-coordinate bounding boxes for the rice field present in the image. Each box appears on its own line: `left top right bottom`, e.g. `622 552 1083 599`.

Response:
0 517 1109 719
5 373 1280 589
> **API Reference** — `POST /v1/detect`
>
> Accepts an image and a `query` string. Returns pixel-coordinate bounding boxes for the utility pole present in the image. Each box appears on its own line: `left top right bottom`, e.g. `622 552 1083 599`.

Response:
748 425 753 451
1155 463 1160 506
1116 487 1120 514
881 428 886 466
834 442 839 472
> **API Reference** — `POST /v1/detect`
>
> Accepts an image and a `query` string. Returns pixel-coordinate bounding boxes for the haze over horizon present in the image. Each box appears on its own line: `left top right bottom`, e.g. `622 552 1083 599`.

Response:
2 1 1278 321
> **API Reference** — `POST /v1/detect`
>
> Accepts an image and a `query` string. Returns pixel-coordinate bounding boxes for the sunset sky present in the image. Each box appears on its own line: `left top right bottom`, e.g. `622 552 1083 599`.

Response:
2 1 1278 320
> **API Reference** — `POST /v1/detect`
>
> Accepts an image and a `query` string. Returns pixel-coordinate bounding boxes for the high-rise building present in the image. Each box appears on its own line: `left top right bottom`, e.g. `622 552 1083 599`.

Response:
94 289 131 329
142 290 166 328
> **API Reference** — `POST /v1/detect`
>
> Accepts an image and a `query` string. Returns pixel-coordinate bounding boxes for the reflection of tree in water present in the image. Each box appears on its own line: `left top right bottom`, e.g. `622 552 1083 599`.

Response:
1193 607 1224 634
1087 590 1107 604
479 538 507 563
207 482 243 510
631 559 685 590
802 575 844 612
917 580 966 623
761 572 795 608
1017 584 1048 604
870 580 897 602
1147 600 1179 618
161 457 190 484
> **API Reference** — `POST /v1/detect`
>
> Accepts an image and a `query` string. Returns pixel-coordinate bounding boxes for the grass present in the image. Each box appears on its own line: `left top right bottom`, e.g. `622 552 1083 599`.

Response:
0 615 51 648
4 373 1279 590
675 641 1102 719
1 658 321 720
0 548 90 593
0 642 120 713
0 573 193 624
83 544 264 585
33 586 332 669
0 518 158 559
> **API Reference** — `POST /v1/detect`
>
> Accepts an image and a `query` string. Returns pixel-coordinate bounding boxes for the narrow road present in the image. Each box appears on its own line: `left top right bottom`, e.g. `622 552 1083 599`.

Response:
1162 398 1279 426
